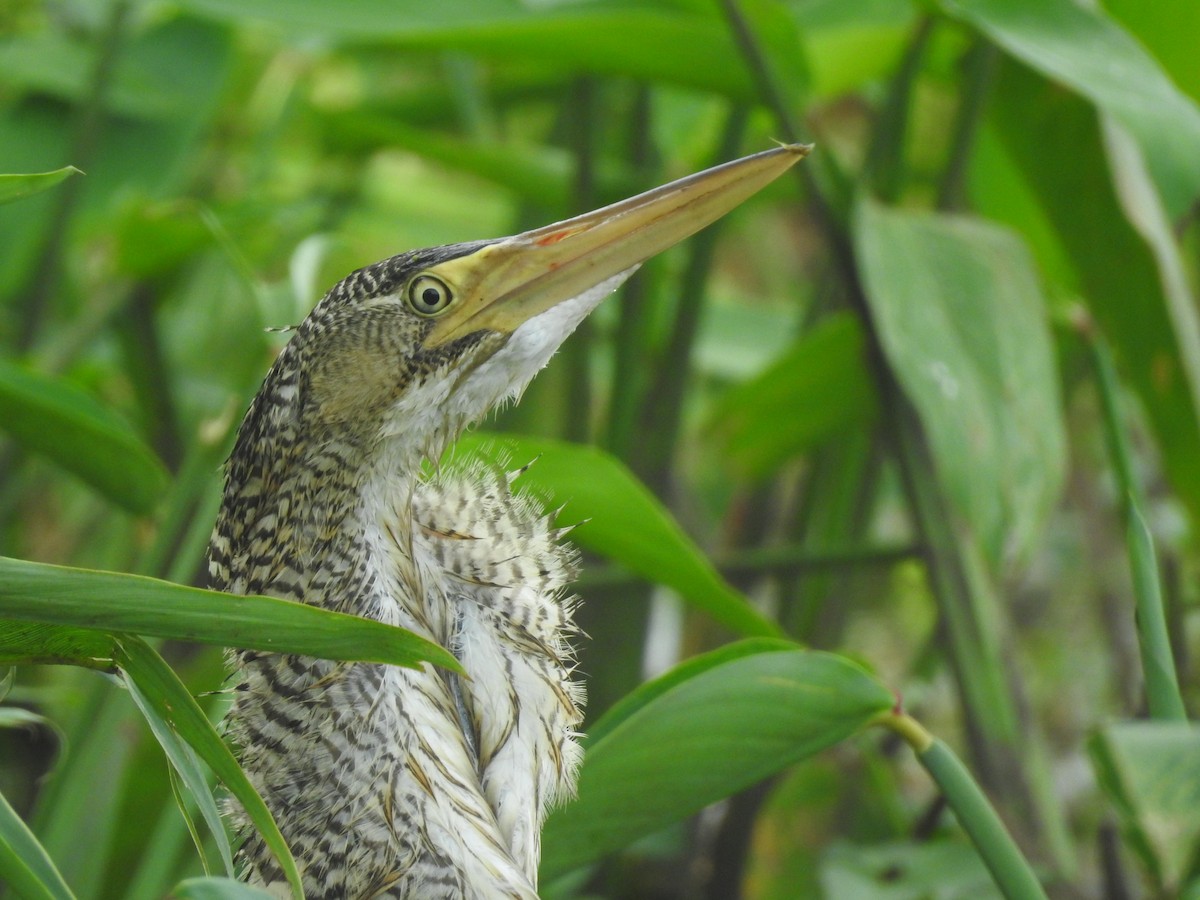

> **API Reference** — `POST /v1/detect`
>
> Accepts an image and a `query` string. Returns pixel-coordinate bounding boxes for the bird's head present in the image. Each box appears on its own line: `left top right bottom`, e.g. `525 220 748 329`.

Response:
246 144 810 473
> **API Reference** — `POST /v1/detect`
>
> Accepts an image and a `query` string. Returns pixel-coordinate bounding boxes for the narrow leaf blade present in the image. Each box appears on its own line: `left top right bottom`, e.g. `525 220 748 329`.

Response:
0 556 460 672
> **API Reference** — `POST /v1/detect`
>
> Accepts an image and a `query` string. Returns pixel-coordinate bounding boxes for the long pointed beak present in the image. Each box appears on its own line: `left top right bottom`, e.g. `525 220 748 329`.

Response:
423 144 810 348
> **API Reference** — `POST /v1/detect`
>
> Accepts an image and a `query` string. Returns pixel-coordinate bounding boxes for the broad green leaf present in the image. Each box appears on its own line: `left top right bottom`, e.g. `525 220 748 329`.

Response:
179 0 807 102
981 64 1200 529
0 167 81 206
0 786 75 900
449 435 781 637
172 878 275 899
820 841 1000 900
586 637 798 747
854 199 1065 567
540 648 893 879
114 637 303 900
0 556 461 672
0 359 169 515
707 312 877 480
943 0 1200 217
1089 721 1200 893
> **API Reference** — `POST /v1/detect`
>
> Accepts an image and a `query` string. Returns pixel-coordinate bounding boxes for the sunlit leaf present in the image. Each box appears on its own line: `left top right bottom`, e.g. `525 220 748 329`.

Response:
540 646 893 879
854 199 1065 566
0 556 460 672
0 167 81 206
0 360 169 515
450 435 781 637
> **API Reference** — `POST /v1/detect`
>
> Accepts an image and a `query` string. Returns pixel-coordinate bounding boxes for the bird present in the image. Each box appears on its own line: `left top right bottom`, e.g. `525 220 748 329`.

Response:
206 144 808 899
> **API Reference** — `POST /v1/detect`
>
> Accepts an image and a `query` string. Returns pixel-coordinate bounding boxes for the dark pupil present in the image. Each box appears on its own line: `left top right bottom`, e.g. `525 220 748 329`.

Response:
421 286 442 307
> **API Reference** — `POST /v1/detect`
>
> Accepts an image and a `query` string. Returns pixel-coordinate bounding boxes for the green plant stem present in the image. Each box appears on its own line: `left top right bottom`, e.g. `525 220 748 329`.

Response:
862 14 936 202
720 0 1071 871
563 76 599 443
14 0 132 352
638 106 749 492
880 713 1049 900
606 85 656 460
0 785 76 900
937 40 999 211
1082 318 1187 721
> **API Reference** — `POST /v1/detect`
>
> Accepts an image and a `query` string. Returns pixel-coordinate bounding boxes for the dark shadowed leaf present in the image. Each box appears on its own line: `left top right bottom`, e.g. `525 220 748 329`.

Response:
0 360 169 514
540 647 893 879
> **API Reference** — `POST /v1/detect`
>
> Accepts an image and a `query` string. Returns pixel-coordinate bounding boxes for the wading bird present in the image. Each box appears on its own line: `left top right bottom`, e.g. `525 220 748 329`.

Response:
208 145 808 898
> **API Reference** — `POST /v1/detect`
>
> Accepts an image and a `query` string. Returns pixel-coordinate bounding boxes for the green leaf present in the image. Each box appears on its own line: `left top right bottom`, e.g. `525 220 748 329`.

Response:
122 666 236 879
449 435 781 638
0 785 75 900
0 359 169 515
820 840 1001 899
0 167 81 206
853 199 1065 567
0 621 117 668
114 637 303 900
943 0 1200 216
178 0 806 101
171 878 276 899
980 64 1200 532
0 556 460 672
707 312 877 480
540 648 893 879
1089 721 1200 893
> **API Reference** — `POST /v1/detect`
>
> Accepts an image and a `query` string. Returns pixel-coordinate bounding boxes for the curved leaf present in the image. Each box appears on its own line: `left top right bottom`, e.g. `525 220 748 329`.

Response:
540 647 893 879
450 434 781 638
944 0 1200 216
0 167 81 206
0 359 168 514
0 786 74 900
0 556 460 672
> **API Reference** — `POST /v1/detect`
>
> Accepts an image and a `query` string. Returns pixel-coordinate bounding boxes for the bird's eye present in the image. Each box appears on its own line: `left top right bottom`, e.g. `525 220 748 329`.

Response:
407 275 454 316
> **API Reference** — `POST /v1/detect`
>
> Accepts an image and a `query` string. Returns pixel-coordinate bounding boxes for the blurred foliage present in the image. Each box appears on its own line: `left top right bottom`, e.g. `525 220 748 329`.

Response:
1 0 1199 897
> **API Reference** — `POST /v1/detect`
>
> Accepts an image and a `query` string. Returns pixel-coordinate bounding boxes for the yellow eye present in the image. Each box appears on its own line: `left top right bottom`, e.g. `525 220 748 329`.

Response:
407 274 454 316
